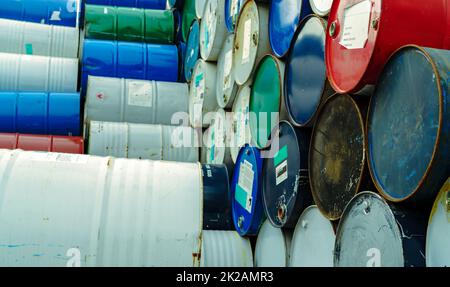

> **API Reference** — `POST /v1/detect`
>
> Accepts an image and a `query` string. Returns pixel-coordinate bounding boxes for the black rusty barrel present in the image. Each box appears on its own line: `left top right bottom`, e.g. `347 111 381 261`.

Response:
309 93 371 221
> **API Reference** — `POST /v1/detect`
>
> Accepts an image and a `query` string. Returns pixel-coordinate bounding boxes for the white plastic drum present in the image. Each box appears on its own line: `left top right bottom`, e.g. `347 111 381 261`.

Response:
85 76 189 127
201 230 253 267
189 59 218 128
289 206 335 267
216 33 238 109
200 0 227 61
230 82 252 163
0 53 78 92
0 18 79 58
309 0 333 17
0 149 203 267
233 0 270 85
87 121 199 162
255 220 292 267
201 108 233 167
426 178 450 267
196 0 207 19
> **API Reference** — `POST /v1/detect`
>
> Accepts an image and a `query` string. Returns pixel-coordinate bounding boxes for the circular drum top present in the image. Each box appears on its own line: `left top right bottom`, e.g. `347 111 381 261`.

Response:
310 0 333 16
262 120 310 228
326 0 382 93
184 20 200 82
207 109 228 164
285 15 327 127
290 205 335 267
426 178 450 267
269 0 311 58
225 0 245 32
368 46 443 202
231 144 264 236
230 83 252 163
216 33 237 108
309 93 365 221
195 0 207 18
249 55 283 149
334 192 404 267
255 220 289 267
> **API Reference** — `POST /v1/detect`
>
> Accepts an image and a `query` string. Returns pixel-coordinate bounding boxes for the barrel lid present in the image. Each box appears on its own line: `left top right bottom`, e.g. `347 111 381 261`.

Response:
269 0 311 58
285 15 327 127
195 0 207 18
326 0 381 93
249 55 283 149
206 109 229 165
262 120 310 228
231 144 264 236
230 83 252 163
334 191 404 267
216 34 237 108
182 0 197 42
289 205 335 267
184 20 200 82
310 0 333 16
309 93 365 221
255 220 290 267
200 0 224 61
225 0 245 32
233 0 261 85
367 46 444 202
427 178 450 267
189 59 207 128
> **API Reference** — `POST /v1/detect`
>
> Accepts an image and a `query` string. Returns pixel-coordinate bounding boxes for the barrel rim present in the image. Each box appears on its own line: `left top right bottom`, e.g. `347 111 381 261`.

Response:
309 0 333 16
366 44 444 203
284 14 328 127
308 93 367 221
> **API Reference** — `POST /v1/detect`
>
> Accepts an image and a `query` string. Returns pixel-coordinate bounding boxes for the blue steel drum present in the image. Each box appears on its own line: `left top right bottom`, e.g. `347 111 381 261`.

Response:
202 164 234 230
231 144 264 236
84 0 167 9
285 15 332 127
224 0 245 33
0 92 81 136
269 0 312 58
174 9 184 44
81 39 179 91
178 41 187 82
262 120 312 228
184 20 200 82
367 46 450 205
0 0 81 27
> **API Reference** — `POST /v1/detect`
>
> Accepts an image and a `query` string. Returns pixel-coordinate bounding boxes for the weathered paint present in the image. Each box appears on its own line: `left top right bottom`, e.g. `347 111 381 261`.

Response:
87 121 199 162
255 220 292 267
224 0 246 33
182 0 197 42
0 150 203 267
0 53 78 93
85 76 189 127
199 0 227 61
230 82 252 163
0 133 84 154
184 20 200 82
216 33 238 109
289 206 335 267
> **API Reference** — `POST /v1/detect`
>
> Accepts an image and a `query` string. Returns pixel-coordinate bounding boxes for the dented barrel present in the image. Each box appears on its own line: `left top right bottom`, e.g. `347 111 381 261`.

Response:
0 133 84 154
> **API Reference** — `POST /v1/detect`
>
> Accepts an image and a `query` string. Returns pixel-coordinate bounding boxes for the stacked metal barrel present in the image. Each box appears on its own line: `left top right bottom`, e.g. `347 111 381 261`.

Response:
0 0 448 267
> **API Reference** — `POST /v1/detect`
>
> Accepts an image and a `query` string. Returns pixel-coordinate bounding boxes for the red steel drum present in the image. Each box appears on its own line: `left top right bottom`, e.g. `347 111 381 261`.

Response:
0 133 84 154
326 0 450 93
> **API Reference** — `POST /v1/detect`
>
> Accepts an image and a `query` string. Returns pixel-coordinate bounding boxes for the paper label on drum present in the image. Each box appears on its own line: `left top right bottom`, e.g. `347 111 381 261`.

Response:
223 50 233 91
127 81 153 107
339 0 372 49
274 145 288 185
236 159 254 213
242 19 252 64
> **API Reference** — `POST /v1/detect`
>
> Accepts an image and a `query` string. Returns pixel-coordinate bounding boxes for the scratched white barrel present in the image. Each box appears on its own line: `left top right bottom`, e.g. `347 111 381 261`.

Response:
233 0 270 85
230 82 252 163
0 149 202 267
255 220 292 267
200 0 227 61
195 0 207 19
289 206 335 267
189 59 218 128
216 33 238 109
200 230 253 267
426 178 450 267
201 108 233 168
0 53 78 92
87 121 199 162
0 18 79 58
85 76 189 127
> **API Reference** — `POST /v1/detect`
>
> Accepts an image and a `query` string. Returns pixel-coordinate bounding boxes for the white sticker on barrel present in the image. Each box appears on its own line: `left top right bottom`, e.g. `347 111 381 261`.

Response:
339 0 372 49
275 160 288 186
242 19 252 64
237 159 254 213
127 81 153 107
223 50 233 91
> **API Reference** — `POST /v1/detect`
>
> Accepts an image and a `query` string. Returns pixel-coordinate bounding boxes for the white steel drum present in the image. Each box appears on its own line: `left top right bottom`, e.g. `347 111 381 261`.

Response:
195 0 207 19
309 0 333 17
255 220 292 267
230 82 252 163
200 0 227 61
216 33 238 109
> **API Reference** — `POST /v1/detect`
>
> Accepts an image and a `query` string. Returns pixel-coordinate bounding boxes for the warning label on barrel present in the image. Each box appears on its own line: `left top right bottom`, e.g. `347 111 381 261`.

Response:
236 159 254 213
242 19 252 64
274 145 288 186
339 0 372 50
127 81 153 107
